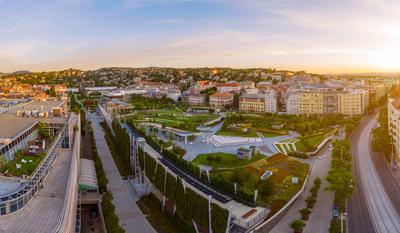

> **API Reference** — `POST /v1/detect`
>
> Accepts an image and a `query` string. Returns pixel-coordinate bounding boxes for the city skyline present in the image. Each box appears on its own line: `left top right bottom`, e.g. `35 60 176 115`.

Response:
1 0 400 73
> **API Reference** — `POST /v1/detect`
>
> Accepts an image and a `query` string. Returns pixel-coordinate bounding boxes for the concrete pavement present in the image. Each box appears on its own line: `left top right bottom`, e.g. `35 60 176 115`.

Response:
90 113 156 233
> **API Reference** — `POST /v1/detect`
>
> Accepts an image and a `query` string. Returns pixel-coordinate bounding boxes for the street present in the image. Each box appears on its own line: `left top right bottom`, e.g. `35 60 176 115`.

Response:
348 114 400 233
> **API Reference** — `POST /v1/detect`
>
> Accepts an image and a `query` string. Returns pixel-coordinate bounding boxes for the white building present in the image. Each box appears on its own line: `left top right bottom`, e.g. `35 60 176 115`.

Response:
263 89 277 113
388 94 400 162
286 90 300 114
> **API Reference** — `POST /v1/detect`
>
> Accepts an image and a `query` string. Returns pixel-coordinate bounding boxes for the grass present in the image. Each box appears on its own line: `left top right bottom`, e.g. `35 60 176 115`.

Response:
130 111 218 132
192 152 265 169
275 144 285 153
2 153 45 176
295 129 334 152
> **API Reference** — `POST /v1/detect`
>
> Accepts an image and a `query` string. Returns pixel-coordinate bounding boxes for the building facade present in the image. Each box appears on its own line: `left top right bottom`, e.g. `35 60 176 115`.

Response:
338 89 369 115
209 93 234 109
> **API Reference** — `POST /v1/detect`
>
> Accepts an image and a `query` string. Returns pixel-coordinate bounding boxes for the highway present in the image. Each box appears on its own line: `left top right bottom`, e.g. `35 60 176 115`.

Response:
348 114 400 233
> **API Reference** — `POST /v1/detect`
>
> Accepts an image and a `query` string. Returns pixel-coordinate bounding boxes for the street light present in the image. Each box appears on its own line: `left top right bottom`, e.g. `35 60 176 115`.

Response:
341 212 347 233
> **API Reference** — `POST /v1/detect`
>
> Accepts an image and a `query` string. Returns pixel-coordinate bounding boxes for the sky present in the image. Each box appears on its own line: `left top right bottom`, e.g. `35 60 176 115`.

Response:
0 0 400 74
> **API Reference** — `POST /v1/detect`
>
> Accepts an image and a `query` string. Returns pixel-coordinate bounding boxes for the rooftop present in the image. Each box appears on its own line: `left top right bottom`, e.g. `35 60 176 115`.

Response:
0 149 72 233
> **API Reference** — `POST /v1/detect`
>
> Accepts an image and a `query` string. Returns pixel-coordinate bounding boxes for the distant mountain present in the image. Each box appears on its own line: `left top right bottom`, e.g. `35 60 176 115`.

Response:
12 70 31 75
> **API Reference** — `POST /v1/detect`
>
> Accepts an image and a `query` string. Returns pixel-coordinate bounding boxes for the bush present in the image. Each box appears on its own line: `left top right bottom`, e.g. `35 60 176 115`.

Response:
299 208 311 220
313 177 321 188
310 186 319 197
102 192 125 233
305 196 316 208
290 219 305 231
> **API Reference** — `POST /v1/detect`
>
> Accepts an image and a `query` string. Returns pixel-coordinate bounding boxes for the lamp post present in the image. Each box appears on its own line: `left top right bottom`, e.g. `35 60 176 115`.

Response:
341 212 347 233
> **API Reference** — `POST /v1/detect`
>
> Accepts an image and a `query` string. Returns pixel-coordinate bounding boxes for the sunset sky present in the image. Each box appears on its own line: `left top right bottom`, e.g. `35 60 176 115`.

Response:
0 0 399 73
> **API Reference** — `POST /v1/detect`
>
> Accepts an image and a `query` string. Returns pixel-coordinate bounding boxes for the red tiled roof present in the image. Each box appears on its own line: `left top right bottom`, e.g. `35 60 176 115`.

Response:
210 92 233 98
216 83 240 87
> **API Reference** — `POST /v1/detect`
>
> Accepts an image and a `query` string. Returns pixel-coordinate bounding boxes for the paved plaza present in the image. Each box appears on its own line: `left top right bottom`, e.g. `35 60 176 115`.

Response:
90 113 156 233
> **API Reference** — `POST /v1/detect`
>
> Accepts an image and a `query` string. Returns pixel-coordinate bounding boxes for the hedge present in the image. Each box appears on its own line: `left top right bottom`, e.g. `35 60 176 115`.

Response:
137 149 230 233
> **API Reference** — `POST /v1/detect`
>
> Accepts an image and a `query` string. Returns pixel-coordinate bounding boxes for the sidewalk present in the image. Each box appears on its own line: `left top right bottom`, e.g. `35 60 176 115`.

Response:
91 114 156 233
270 145 334 233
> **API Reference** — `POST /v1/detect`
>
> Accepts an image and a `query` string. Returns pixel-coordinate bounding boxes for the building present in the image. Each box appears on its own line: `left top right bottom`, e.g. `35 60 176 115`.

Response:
239 92 277 113
105 99 133 115
286 90 300 114
209 93 234 109
195 80 215 92
322 91 339 114
338 89 369 115
187 93 206 106
389 91 400 162
216 83 241 93
298 91 324 115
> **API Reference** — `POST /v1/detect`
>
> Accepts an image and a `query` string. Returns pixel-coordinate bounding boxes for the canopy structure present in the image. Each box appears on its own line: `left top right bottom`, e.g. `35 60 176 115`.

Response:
79 158 98 192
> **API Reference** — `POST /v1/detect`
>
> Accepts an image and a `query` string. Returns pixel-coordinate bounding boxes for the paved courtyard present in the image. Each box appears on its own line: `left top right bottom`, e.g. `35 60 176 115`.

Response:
90 113 156 233
175 121 293 161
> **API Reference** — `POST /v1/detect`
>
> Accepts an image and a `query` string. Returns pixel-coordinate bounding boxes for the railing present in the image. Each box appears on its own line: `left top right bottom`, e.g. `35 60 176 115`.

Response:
53 114 80 233
233 208 269 229
0 124 66 215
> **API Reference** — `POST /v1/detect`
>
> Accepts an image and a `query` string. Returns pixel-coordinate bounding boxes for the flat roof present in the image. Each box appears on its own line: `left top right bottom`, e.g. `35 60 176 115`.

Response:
0 101 66 140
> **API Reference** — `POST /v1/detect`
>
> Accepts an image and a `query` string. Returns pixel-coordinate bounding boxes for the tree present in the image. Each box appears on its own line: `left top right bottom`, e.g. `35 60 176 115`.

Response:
214 155 222 164
326 168 354 199
299 208 311 220
206 154 214 164
38 122 49 139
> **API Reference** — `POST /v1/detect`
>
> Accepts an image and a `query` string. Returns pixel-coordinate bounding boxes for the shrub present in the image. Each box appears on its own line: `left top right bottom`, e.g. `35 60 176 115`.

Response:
290 219 305 231
310 186 319 197
305 196 316 208
299 208 311 220
313 177 321 188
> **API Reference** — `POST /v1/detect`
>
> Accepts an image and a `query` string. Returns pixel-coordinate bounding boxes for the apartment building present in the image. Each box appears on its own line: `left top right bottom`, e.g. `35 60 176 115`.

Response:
298 91 324 115
239 92 277 113
187 93 206 106
389 90 400 162
323 91 339 114
286 90 300 114
216 83 241 93
209 93 234 109
338 89 369 115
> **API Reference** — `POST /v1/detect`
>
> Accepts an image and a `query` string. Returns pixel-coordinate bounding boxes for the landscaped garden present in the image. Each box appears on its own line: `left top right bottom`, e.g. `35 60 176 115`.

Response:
128 110 219 132
0 151 45 177
192 152 265 169
211 153 309 211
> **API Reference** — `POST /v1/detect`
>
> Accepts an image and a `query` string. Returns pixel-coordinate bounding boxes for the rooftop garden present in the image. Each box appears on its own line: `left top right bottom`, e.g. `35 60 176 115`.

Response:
0 150 45 177
212 153 309 211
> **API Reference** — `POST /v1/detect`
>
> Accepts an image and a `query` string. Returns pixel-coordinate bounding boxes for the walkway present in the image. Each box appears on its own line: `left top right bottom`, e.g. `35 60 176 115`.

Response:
270 144 334 233
90 113 156 233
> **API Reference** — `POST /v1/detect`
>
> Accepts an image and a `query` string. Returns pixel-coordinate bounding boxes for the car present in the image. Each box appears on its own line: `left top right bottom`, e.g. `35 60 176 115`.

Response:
332 206 340 219
89 207 98 219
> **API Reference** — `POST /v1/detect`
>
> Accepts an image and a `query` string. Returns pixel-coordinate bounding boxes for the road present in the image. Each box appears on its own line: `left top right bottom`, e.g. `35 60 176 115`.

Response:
348 114 400 233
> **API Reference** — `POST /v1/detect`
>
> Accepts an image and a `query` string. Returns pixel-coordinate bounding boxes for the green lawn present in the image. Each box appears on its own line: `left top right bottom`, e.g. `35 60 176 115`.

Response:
2 154 45 176
275 144 285 153
130 111 218 132
295 130 331 152
192 152 265 169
